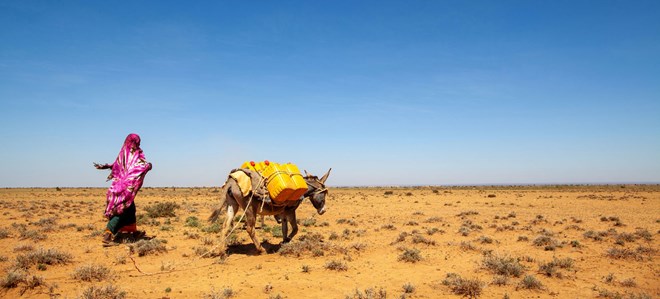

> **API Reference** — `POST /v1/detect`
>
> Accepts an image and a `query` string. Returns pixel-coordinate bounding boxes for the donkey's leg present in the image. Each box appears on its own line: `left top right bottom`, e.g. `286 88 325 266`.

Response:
285 210 299 243
245 205 264 253
281 213 289 244
219 194 238 252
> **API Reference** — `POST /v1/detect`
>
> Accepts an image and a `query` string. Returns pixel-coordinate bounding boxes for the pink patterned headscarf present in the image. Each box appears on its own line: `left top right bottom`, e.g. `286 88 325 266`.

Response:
105 134 152 217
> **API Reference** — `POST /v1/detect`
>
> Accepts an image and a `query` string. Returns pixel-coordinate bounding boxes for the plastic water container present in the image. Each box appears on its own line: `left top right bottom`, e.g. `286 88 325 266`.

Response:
283 163 308 200
255 160 270 173
262 162 295 203
241 161 257 172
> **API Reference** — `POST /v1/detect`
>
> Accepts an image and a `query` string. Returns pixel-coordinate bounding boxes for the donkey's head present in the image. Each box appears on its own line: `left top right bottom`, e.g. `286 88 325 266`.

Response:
304 168 331 215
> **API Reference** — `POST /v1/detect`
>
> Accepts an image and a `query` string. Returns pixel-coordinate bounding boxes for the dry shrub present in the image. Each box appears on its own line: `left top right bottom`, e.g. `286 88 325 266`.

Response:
128 239 167 256
203 287 234 299
19 229 47 242
380 224 397 231
411 234 436 245
532 235 560 250
398 248 422 263
144 202 180 218
32 217 57 227
13 243 34 252
0 227 9 239
402 282 415 293
477 236 494 244
1 269 26 289
620 278 636 287
481 254 524 277
425 216 443 223
518 275 543 290
634 228 652 241
456 210 479 217
300 217 317 227
279 233 336 257
23 274 45 291
79 284 126 299
324 260 348 271
442 273 483 298
605 246 655 261
348 287 387 299
71 264 111 282
15 248 72 270
492 275 509 286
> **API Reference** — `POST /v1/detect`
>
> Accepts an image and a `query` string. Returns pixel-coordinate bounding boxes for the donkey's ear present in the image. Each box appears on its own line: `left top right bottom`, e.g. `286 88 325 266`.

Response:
320 168 332 184
304 170 310 177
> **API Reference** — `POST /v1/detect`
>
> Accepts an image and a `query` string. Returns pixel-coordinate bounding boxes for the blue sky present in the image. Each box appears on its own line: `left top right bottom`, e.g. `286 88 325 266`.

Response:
1 1 659 187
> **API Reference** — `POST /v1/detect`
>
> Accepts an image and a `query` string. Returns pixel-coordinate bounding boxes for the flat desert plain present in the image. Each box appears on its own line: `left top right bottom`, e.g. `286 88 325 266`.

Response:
0 185 658 298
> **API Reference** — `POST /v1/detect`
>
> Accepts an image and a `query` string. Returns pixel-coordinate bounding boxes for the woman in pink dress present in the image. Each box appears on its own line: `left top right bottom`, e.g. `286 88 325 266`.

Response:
94 133 152 245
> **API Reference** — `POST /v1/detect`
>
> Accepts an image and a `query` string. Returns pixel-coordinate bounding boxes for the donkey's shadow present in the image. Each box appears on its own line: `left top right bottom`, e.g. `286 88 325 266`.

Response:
227 241 281 255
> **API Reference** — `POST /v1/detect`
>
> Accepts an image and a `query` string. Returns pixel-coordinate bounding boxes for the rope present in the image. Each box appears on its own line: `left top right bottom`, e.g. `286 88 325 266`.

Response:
127 174 267 276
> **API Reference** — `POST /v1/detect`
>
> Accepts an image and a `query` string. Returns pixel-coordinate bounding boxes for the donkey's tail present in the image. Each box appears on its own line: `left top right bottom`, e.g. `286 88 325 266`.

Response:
208 184 228 223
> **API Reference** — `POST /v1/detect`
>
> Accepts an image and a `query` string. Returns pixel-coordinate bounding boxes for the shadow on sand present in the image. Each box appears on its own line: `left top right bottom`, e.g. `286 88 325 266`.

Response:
227 240 282 255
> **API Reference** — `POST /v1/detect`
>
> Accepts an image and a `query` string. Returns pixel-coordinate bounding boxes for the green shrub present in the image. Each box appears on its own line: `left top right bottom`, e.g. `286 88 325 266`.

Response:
185 216 200 228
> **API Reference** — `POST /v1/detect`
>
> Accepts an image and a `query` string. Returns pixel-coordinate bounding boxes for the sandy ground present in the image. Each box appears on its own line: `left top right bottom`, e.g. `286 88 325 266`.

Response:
0 185 658 298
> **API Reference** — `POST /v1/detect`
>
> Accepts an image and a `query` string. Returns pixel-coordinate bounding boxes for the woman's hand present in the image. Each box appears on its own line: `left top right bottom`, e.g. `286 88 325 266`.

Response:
94 162 110 170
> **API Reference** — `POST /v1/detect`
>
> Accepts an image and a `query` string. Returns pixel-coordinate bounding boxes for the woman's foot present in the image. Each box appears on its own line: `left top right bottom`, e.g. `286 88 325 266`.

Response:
102 231 118 246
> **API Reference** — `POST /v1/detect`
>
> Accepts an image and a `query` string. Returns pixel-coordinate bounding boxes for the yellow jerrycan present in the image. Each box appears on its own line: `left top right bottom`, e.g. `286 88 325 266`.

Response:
283 163 308 200
262 162 296 203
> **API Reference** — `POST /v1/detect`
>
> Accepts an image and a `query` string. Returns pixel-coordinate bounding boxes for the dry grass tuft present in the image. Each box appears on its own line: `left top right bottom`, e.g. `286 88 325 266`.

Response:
398 248 422 263
348 287 387 299
144 202 180 218
15 248 73 270
79 284 126 299
279 233 334 257
325 260 348 271
481 254 524 277
442 273 483 298
71 264 111 282
128 239 167 256
1 269 26 289
518 275 543 290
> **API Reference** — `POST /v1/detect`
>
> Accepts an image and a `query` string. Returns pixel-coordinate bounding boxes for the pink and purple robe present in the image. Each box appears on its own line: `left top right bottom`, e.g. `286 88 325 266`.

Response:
104 134 152 218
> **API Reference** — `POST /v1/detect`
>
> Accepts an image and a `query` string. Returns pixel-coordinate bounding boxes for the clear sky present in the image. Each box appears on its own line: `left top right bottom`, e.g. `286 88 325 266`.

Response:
1 1 659 187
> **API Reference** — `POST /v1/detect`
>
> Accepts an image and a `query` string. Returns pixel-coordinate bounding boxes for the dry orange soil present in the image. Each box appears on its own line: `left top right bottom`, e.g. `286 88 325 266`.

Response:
0 185 658 298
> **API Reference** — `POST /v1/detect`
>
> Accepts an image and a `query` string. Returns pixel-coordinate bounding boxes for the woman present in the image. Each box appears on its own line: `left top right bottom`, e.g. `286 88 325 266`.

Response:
94 133 152 245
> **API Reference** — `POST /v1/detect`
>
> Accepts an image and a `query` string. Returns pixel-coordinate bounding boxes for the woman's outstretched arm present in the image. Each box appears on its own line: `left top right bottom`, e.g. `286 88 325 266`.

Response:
93 162 112 170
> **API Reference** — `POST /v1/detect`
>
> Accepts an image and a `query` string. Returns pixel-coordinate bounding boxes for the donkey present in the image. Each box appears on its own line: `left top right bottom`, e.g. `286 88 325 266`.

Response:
209 168 331 254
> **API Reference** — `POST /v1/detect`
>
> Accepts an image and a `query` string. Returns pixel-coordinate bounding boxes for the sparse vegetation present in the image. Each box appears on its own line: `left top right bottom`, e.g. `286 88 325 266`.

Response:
398 248 422 263
442 273 483 298
145 202 180 218
79 284 127 299
15 248 73 269
184 216 200 227
518 275 543 290
481 254 524 277
128 239 167 256
71 264 111 282
325 260 348 271
0 227 9 239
